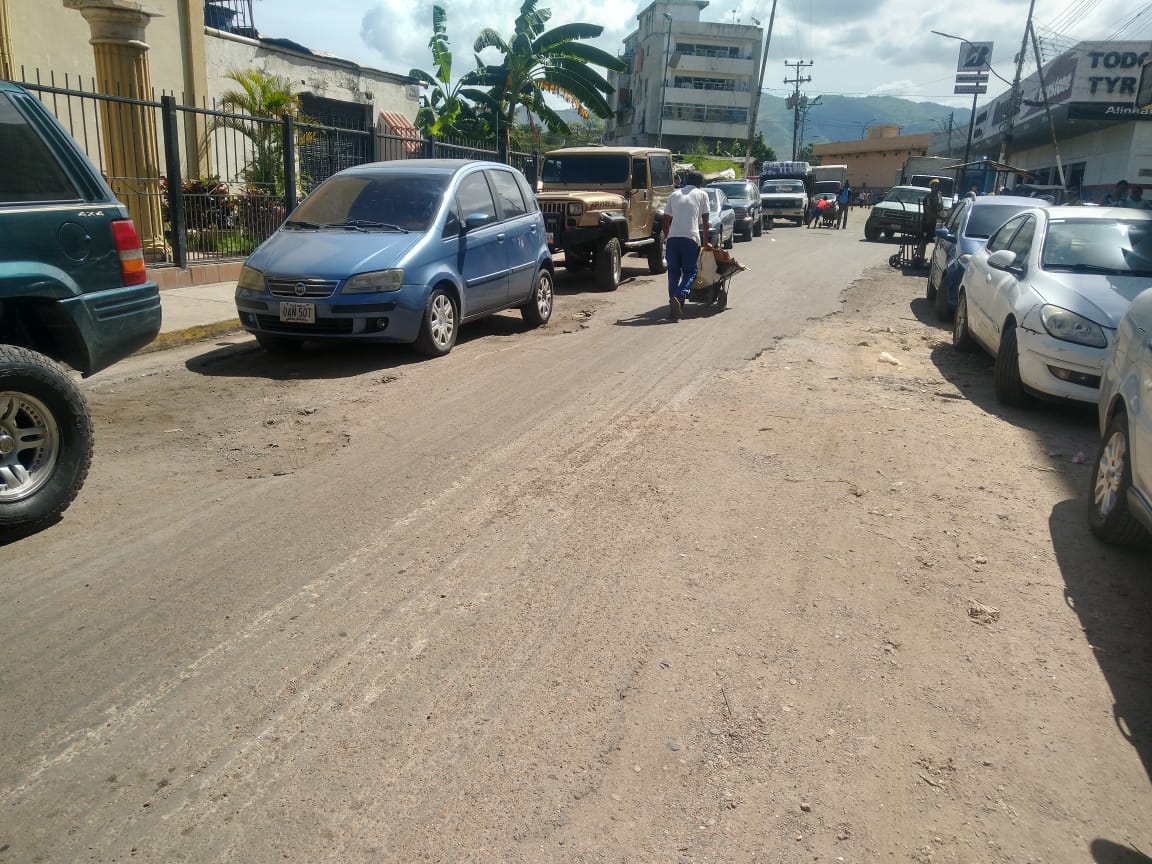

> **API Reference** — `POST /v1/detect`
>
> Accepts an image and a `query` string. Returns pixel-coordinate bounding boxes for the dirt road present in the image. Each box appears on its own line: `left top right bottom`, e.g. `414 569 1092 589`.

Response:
1 224 1149 863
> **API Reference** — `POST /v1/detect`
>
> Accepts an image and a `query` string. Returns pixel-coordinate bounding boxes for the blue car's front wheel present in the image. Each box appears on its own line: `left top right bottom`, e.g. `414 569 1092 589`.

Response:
415 287 458 357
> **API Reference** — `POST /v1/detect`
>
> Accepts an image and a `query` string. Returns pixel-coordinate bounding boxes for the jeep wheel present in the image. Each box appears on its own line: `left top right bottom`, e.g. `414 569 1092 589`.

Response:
595 237 622 291
647 229 666 275
0 345 94 532
864 223 880 241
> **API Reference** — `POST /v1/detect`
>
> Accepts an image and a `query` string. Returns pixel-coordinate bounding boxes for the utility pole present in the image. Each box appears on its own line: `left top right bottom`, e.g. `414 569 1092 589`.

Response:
947 112 954 157
742 0 778 179
785 59 813 161
1027 19 1066 189
999 0 1037 166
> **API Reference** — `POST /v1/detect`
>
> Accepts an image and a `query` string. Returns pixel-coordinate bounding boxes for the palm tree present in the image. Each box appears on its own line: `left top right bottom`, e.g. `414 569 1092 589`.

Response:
408 6 487 140
470 0 625 158
210 69 304 194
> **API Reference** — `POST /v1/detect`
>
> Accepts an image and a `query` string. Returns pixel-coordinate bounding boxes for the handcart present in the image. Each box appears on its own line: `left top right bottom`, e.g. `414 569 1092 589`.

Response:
686 247 749 310
887 201 928 270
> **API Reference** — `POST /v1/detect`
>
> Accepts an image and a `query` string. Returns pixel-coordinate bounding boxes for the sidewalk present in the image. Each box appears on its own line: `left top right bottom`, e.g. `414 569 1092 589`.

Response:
141 280 244 354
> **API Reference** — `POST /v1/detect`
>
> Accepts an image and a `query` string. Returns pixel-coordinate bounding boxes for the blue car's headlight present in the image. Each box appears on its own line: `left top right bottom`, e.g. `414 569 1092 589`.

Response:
237 264 264 292
1039 304 1107 348
343 269 404 294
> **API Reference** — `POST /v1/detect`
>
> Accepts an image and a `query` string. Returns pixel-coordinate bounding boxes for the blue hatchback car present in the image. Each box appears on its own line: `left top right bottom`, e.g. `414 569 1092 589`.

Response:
926 195 1047 322
235 160 554 356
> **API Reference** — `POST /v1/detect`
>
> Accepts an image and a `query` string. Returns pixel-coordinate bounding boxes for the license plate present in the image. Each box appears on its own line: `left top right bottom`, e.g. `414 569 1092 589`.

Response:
279 302 315 324
546 232 554 246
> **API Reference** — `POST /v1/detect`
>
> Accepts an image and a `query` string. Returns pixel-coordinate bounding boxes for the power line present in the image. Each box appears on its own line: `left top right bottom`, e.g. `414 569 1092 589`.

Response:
1108 1 1152 39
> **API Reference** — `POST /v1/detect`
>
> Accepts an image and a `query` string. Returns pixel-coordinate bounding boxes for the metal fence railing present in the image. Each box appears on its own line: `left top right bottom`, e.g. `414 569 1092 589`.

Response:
9 68 539 269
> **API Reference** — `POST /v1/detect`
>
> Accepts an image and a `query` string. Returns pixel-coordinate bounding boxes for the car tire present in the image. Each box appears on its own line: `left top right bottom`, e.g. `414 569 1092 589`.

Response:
1089 409 1151 546
520 268 554 327
594 237 622 291
414 286 458 356
723 230 733 250
647 229 667 275
926 267 937 301
953 291 975 352
864 223 880 241
934 276 952 321
254 333 305 354
993 322 1028 406
0 345 94 532
752 217 763 237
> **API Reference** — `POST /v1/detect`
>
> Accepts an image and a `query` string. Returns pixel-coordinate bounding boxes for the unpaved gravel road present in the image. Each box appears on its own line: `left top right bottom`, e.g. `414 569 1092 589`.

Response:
1 223 1149 863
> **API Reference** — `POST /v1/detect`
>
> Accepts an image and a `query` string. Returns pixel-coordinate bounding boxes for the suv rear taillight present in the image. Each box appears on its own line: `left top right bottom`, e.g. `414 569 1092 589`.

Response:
110 219 147 286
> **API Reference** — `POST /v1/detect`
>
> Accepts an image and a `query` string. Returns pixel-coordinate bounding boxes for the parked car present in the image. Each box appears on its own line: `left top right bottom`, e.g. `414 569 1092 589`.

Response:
760 178 808 226
1 81 162 532
235 160 554 357
952 206 1152 407
706 180 762 240
1090 286 1152 545
926 195 1047 321
864 185 947 241
703 187 735 249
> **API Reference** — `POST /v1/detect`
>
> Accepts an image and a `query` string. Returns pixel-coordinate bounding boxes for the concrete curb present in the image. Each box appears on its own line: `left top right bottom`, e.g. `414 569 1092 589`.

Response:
137 320 245 355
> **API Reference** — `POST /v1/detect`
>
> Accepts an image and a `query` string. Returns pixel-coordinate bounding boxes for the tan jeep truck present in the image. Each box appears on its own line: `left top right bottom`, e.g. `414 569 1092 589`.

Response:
536 147 674 291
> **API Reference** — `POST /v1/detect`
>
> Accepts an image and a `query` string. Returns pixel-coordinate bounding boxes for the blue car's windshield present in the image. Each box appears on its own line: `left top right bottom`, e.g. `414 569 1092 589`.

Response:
965 204 1034 239
289 173 451 232
1042 219 1152 275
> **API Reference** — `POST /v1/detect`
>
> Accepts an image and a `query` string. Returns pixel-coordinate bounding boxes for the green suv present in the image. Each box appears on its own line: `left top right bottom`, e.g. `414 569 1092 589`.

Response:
1 81 162 532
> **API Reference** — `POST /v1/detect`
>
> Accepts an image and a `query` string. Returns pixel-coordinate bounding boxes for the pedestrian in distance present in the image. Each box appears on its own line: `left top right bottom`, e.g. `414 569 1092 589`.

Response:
915 178 944 265
661 170 711 322
1128 186 1150 210
837 182 853 230
966 186 978 201
807 196 828 228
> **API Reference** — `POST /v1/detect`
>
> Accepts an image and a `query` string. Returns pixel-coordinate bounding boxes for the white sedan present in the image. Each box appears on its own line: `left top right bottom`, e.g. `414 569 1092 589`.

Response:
952 206 1152 406
1090 285 1152 545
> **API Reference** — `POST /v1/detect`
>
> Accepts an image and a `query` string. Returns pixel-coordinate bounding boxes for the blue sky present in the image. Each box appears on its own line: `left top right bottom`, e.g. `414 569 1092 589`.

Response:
253 0 1146 109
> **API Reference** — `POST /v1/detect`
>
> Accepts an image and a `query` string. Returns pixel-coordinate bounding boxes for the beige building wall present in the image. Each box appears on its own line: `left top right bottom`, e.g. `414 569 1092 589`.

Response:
8 0 201 98
813 129 934 192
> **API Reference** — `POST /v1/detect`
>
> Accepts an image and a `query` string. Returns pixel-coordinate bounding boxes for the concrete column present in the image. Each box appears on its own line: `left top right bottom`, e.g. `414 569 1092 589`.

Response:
64 0 167 260
0 0 14 80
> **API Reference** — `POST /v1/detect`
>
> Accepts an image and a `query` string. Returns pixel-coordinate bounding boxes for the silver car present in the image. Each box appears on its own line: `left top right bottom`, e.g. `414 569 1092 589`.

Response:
952 206 1152 406
1090 285 1152 545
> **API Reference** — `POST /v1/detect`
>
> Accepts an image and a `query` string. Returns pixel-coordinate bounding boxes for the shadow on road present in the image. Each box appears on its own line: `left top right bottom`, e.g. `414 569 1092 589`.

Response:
553 262 650 296
614 301 728 328
1089 838 1152 864
183 311 543 380
1050 499 1152 789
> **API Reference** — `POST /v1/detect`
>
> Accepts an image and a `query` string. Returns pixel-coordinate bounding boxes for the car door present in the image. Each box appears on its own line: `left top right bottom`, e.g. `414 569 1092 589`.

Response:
967 214 1027 346
487 167 538 303
985 215 1037 347
453 170 509 315
627 157 651 238
931 199 966 289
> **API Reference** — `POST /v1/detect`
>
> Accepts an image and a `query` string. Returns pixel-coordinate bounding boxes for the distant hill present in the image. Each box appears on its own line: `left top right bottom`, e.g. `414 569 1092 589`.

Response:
554 94 971 159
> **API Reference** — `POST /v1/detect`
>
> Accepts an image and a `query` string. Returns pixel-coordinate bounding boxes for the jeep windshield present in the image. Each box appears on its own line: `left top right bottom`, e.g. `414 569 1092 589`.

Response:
542 154 630 185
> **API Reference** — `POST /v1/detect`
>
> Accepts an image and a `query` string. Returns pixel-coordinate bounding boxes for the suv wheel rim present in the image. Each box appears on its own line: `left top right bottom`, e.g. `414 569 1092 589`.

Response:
0 391 60 503
1094 428 1127 518
430 293 455 349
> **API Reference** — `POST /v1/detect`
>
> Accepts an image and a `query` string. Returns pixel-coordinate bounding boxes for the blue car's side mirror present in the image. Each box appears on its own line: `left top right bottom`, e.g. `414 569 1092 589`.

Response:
935 227 951 240
464 213 492 232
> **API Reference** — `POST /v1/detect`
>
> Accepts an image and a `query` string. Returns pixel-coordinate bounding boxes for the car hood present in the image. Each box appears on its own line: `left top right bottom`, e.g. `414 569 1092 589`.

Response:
875 201 922 213
249 229 425 279
1028 270 1150 327
724 197 753 206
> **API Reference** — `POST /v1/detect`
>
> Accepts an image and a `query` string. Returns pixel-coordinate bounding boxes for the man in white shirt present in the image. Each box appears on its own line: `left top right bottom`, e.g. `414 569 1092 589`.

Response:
661 170 711 321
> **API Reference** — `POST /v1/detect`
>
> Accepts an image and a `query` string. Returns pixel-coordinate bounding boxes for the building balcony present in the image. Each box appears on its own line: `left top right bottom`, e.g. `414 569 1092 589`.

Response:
671 55 756 77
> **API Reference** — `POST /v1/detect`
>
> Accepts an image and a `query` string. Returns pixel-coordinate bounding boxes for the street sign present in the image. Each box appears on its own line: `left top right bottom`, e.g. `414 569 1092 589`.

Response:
956 42 993 73
955 72 989 84
954 84 988 95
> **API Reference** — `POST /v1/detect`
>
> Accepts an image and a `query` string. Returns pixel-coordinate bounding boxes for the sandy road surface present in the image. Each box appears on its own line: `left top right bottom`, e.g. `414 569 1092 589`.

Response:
1 221 1149 863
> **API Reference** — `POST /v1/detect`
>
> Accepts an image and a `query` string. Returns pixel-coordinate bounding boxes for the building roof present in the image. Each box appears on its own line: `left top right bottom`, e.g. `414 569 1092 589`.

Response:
379 112 423 154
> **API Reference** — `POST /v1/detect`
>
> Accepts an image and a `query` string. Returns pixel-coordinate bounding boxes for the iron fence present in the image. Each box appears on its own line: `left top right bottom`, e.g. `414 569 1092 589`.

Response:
9 69 538 269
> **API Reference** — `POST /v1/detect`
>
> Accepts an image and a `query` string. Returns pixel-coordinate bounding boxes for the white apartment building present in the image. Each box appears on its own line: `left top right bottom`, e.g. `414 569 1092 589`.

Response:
605 0 762 153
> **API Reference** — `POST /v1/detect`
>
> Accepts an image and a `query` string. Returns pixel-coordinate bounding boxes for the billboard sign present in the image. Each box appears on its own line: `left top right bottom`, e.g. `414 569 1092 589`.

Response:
957 42 994 73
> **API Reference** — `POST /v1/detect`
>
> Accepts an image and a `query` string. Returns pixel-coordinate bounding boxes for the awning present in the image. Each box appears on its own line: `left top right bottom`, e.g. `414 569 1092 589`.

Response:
940 160 1035 177
379 112 423 154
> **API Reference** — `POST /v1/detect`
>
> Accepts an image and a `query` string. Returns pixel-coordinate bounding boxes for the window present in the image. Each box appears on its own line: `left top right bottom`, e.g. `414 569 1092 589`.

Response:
1006 216 1035 263
675 43 741 59
944 200 967 233
663 102 749 124
488 169 527 219
987 215 1025 253
631 159 648 190
673 76 736 91
0 93 81 204
649 154 673 189
455 172 498 227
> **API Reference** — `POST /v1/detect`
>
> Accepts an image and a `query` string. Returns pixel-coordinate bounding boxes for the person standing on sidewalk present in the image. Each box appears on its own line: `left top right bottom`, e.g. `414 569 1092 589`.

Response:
662 170 711 322
837 181 853 230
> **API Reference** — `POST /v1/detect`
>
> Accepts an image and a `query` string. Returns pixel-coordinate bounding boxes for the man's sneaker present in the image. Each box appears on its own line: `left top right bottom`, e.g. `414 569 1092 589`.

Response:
669 296 682 321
